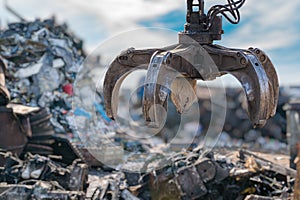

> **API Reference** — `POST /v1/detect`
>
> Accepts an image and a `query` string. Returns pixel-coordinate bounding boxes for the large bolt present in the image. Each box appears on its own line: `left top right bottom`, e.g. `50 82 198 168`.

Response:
240 58 247 65
260 55 266 62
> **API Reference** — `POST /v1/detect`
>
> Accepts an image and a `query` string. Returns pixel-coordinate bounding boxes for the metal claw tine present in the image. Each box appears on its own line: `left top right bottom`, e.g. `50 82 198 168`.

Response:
249 48 279 117
104 49 157 119
143 51 175 128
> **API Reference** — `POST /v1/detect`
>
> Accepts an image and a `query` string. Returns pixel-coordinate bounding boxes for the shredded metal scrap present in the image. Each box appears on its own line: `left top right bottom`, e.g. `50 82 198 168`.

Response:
86 149 294 200
0 152 88 199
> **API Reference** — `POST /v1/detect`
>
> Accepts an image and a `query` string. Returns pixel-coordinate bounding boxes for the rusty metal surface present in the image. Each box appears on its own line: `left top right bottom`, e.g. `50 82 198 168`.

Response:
0 57 10 106
176 165 208 199
103 0 279 128
0 107 28 160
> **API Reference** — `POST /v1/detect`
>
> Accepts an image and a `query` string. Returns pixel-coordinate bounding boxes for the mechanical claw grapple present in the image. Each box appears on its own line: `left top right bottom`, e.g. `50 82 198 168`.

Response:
103 0 279 128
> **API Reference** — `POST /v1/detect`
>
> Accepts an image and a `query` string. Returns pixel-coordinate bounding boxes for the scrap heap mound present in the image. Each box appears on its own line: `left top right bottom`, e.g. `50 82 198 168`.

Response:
0 17 85 134
0 18 88 198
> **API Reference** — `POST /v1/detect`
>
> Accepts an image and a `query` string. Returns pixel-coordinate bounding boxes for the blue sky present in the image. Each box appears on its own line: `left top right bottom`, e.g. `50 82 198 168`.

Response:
0 0 299 85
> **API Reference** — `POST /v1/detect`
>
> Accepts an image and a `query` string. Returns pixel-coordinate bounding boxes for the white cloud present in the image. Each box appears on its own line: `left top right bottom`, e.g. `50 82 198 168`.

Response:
0 0 184 49
2 0 299 51
221 0 300 50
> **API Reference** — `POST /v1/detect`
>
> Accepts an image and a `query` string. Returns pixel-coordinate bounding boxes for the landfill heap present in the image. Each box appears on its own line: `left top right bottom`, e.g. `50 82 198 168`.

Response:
0 17 85 134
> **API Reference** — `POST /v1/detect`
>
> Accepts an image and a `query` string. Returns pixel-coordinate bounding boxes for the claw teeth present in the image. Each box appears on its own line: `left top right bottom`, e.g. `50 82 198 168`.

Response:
171 78 197 113
254 120 267 128
144 104 167 128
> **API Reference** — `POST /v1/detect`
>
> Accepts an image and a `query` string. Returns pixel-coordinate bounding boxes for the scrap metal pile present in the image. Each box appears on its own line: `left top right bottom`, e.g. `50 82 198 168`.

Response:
0 17 85 134
87 149 295 200
0 16 89 199
0 152 88 199
0 137 296 200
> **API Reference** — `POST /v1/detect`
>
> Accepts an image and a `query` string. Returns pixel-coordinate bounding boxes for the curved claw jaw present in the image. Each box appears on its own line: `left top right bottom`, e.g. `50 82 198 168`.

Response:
103 44 279 128
227 53 272 127
202 45 279 127
103 48 157 119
